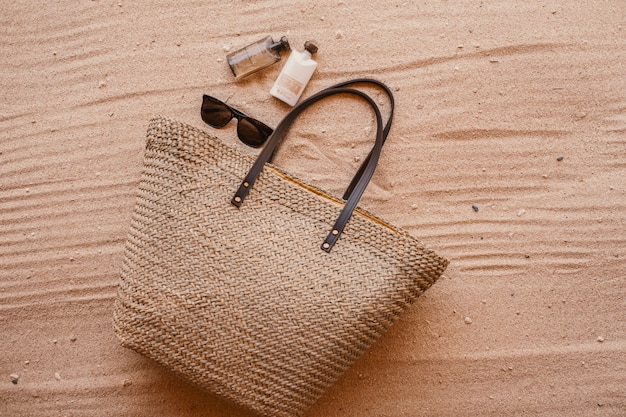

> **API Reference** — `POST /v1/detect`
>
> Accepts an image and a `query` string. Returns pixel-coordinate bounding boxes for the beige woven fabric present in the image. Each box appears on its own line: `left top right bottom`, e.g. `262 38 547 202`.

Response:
114 117 449 417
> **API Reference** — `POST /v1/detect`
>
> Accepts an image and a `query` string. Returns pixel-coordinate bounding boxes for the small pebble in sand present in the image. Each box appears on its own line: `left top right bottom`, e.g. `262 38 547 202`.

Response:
472 205 479 212
517 209 526 217
464 317 473 324
54 372 62 381
123 378 133 387
70 334 77 342
10 374 19 384
557 156 564 161
597 336 605 343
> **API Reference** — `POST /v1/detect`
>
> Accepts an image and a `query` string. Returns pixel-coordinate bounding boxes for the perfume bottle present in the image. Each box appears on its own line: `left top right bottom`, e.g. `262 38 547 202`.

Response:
270 41 318 106
227 36 290 79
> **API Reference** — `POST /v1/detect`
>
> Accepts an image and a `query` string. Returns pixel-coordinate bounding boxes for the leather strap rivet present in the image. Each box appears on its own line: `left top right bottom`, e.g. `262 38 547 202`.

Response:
322 242 330 249
234 196 242 203
243 182 249 188
332 229 339 236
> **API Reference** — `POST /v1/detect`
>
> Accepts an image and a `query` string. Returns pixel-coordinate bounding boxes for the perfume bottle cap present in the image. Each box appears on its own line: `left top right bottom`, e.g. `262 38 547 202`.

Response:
272 36 291 52
304 41 318 55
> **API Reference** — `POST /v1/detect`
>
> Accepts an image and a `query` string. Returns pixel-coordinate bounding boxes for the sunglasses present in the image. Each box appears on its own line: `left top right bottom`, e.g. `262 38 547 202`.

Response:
201 95 273 148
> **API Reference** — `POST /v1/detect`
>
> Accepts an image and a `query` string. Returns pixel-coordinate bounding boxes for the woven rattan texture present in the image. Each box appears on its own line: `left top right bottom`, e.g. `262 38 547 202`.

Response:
113 117 449 417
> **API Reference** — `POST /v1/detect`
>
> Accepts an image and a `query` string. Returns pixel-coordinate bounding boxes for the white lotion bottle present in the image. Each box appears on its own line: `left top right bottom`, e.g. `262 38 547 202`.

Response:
270 41 318 106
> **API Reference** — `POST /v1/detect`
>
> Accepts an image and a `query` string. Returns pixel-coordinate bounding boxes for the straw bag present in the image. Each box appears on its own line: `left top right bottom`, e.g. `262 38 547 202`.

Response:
113 80 448 417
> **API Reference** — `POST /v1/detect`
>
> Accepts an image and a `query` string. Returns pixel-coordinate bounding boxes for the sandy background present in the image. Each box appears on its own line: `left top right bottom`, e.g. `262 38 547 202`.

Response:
2 1 625 416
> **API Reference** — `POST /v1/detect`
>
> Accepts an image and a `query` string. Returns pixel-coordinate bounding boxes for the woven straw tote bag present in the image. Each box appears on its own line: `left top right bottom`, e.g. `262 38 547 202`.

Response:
113 79 448 417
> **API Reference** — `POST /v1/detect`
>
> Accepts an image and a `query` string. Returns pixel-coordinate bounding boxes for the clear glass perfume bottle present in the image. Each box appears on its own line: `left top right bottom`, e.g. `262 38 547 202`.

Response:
270 41 319 106
227 36 290 79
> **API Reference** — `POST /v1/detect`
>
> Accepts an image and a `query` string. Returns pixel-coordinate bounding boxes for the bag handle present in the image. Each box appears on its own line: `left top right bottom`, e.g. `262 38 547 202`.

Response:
266 78 394 200
232 84 388 253
323 79 395 200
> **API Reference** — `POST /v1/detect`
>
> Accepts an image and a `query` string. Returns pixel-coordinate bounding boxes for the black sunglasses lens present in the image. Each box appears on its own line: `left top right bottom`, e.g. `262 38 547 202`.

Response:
237 118 273 148
201 96 233 128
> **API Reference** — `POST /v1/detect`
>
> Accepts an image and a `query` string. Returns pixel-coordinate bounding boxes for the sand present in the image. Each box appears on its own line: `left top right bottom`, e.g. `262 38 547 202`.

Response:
1 1 625 416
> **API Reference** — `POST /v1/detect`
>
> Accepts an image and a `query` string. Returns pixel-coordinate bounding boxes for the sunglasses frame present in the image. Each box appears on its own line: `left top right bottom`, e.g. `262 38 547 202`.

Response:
201 95 273 148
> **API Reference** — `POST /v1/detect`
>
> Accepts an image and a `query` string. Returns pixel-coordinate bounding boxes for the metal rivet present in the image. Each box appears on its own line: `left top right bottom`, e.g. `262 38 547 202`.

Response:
243 182 249 188
332 229 339 236
322 242 330 249
234 196 241 203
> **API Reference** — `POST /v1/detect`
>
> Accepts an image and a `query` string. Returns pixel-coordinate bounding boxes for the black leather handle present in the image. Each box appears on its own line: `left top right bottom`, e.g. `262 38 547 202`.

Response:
232 83 389 252
322 79 395 200
266 78 395 200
